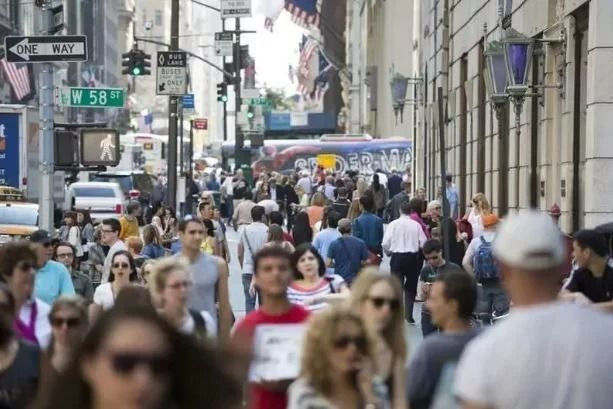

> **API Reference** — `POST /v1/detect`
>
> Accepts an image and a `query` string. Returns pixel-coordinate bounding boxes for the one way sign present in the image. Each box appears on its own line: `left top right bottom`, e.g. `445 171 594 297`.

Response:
4 35 88 63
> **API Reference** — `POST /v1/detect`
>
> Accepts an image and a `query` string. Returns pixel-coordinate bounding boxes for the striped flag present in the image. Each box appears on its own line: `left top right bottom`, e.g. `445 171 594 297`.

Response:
285 0 320 29
0 59 32 102
299 37 318 77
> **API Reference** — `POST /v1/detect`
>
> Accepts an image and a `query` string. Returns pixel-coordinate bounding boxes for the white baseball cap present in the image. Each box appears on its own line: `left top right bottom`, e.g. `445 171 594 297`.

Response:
493 210 565 270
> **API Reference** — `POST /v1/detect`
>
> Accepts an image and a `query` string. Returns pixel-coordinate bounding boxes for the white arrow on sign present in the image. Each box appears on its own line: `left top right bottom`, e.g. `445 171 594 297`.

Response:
8 38 85 61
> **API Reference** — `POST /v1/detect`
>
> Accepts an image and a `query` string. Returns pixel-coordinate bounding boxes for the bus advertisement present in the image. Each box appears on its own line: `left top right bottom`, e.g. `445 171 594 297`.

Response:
221 137 412 176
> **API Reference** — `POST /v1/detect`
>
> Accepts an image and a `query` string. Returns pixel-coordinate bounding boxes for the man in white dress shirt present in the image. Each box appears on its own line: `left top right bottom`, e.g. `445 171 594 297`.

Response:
382 199 427 324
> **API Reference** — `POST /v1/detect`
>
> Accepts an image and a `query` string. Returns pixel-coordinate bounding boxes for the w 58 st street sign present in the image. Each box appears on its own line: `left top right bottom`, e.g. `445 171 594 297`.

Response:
4 35 87 63
56 87 124 109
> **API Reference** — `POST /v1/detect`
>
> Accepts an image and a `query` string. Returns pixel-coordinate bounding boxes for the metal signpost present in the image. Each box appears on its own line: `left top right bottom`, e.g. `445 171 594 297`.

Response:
215 32 234 56
156 51 187 95
5 5 89 231
57 87 124 108
4 35 87 62
220 0 252 19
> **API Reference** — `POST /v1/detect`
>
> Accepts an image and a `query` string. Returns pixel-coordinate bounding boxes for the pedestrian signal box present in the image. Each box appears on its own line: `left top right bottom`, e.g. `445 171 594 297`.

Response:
80 129 120 167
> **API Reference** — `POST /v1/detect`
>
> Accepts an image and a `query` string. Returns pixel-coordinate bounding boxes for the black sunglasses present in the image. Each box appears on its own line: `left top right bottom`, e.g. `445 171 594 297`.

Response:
368 296 400 310
50 316 81 328
112 262 130 269
333 335 367 351
109 352 170 377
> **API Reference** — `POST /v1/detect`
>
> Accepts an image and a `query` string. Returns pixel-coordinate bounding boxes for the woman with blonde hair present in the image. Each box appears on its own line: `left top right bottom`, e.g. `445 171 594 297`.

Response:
347 199 362 221
287 307 388 409
466 192 491 239
307 192 326 227
349 271 407 409
353 177 368 200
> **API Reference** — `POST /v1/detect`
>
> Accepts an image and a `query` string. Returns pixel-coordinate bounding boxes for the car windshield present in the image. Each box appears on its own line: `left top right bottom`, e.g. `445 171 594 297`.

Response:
73 187 117 198
92 175 132 193
0 207 38 226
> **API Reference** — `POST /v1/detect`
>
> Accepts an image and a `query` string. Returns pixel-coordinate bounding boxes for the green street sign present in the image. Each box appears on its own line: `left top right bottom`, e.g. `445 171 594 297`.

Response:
57 87 124 108
246 97 271 107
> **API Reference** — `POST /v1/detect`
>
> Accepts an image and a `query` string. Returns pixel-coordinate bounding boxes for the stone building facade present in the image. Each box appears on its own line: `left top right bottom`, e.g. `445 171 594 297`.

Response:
415 0 613 232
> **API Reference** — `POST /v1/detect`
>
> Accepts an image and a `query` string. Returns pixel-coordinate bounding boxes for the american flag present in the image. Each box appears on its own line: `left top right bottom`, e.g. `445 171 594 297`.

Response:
285 0 320 29
299 38 318 77
0 59 32 102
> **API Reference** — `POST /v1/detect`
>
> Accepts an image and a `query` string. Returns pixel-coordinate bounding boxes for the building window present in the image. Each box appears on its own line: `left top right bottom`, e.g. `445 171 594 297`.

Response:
155 10 162 26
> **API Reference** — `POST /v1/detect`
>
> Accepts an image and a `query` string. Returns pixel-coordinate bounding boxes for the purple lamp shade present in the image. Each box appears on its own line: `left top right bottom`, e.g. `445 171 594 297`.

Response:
509 44 529 85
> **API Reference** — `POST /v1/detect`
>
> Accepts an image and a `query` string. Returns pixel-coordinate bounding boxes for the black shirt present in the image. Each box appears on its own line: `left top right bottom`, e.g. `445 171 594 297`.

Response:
332 199 351 218
565 264 613 302
0 341 39 409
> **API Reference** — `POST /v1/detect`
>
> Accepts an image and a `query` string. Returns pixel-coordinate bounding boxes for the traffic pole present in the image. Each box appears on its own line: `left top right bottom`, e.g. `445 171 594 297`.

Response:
166 0 180 213
222 18 228 142
233 18 243 171
39 0 55 232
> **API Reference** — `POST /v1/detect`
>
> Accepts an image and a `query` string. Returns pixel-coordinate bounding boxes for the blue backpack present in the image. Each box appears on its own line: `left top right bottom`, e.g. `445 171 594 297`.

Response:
473 236 499 281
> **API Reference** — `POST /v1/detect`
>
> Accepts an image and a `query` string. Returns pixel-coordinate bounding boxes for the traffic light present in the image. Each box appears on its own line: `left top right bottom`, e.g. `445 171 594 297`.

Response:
122 48 151 76
247 105 255 120
217 82 228 102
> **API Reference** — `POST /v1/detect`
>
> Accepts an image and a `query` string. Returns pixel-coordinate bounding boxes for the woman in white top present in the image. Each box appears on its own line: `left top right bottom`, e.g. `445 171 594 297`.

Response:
89 250 137 322
466 192 491 239
287 245 348 312
150 257 216 342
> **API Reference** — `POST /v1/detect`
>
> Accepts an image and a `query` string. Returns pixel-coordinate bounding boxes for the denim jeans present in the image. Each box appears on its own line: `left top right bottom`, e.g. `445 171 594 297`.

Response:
242 273 257 313
476 281 510 318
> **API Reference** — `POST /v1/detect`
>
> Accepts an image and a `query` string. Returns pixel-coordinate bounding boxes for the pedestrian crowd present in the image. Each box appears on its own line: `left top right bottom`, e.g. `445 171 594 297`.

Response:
0 164 611 409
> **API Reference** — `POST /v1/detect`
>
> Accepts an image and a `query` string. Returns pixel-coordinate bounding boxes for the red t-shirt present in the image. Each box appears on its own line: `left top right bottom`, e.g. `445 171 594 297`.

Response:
233 304 310 409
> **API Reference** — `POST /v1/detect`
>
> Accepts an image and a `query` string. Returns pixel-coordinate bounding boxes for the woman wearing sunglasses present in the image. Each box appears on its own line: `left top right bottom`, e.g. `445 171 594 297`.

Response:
288 245 348 312
44 296 88 375
350 272 407 409
287 307 387 409
150 258 216 342
36 304 242 409
89 251 138 323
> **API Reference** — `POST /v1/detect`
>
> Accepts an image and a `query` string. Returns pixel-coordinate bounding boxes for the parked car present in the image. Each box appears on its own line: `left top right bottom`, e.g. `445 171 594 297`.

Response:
91 171 156 223
65 182 127 222
0 202 39 245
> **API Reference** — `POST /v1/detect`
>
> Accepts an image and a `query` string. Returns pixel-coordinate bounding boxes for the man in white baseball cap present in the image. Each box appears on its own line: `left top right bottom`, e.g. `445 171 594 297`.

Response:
454 210 613 409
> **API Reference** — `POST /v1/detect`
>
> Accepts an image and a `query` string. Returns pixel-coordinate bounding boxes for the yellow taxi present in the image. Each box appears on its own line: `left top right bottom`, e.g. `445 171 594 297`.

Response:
0 186 26 202
0 202 39 245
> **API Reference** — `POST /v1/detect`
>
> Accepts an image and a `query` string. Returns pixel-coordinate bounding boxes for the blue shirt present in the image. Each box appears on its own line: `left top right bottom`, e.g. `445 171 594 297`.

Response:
327 236 369 285
34 260 75 305
313 227 341 275
446 184 460 219
352 212 384 253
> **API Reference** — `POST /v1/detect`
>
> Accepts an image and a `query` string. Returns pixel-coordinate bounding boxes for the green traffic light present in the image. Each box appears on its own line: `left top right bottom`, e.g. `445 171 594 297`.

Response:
221 96 228 103
247 112 254 119
132 67 142 75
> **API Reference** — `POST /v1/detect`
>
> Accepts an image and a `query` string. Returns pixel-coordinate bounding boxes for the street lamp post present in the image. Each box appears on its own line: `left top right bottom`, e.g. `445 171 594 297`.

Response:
502 28 534 212
484 39 509 215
